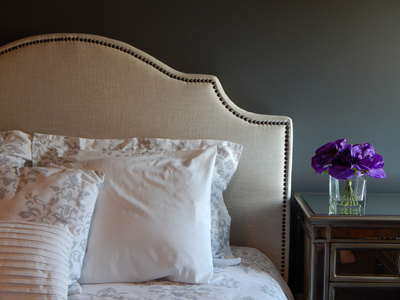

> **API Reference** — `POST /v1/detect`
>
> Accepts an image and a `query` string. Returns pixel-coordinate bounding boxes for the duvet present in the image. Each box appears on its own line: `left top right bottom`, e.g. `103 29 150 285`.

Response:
70 247 293 300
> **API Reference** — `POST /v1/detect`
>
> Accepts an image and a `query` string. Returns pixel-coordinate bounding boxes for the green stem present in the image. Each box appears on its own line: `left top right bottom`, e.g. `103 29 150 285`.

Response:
340 179 358 205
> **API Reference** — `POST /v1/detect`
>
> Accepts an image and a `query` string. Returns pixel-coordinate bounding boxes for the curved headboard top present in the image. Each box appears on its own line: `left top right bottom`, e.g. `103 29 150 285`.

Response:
0 33 293 281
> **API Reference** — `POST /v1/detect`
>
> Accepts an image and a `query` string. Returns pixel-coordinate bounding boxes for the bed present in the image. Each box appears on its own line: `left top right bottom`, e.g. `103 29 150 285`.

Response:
0 33 293 300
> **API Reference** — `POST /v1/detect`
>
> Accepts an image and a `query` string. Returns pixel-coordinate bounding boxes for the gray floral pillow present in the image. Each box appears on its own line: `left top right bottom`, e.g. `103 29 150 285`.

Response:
0 168 18 201
0 130 32 169
0 166 104 295
32 133 242 262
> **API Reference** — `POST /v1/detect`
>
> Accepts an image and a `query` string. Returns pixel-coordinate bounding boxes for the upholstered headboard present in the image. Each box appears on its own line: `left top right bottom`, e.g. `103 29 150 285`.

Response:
0 33 292 281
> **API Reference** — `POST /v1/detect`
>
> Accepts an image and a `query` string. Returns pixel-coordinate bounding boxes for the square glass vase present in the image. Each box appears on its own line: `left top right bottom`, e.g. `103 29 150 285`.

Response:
329 175 366 215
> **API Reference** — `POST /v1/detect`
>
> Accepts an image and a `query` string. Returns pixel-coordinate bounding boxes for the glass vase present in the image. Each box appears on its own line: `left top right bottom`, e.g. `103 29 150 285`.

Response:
329 175 366 215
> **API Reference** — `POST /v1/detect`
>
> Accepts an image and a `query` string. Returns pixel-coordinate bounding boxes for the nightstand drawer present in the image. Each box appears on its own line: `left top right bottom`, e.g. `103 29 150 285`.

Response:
329 282 400 300
331 243 400 282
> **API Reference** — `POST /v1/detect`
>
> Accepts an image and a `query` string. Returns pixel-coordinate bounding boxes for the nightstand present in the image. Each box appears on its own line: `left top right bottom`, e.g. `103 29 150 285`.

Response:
295 192 400 300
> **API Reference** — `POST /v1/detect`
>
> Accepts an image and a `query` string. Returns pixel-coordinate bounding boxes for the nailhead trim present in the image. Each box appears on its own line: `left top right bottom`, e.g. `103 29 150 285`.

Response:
0 35 291 278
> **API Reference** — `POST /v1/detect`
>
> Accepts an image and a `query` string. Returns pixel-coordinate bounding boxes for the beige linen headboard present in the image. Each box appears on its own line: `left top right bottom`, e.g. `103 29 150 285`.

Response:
0 33 293 281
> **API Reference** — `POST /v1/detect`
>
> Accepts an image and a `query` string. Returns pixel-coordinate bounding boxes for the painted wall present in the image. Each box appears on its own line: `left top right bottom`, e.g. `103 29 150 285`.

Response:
2 0 400 293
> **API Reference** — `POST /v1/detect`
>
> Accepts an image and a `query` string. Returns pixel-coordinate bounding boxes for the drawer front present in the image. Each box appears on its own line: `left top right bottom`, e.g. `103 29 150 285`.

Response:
329 282 400 300
330 243 400 282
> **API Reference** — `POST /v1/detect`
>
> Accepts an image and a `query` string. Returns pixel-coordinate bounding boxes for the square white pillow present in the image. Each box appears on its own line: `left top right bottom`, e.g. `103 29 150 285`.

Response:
0 166 104 294
0 221 74 300
32 133 243 263
66 147 217 284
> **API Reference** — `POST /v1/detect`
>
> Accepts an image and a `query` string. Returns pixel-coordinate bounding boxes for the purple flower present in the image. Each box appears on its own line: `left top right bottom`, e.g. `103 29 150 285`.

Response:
311 139 346 174
351 143 386 178
312 139 386 180
328 144 357 180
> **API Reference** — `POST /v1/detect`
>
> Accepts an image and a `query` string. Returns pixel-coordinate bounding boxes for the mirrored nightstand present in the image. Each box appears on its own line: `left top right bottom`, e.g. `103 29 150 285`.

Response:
295 192 400 300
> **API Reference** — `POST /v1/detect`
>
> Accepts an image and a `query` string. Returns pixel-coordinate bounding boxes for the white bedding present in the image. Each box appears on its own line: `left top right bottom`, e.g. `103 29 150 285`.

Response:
70 247 293 300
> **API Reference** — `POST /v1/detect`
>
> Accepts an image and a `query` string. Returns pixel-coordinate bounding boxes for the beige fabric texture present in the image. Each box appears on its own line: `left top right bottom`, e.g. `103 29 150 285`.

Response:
0 33 293 282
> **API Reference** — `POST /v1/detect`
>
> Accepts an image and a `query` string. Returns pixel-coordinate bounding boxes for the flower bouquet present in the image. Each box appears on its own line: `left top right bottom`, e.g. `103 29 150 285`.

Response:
311 139 385 211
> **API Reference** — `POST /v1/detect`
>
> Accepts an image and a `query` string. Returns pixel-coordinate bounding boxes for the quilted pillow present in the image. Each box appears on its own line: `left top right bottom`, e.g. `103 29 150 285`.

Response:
32 133 243 263
0 166 104 295
0 221 73 300
69 147 216 284
0 130 32 169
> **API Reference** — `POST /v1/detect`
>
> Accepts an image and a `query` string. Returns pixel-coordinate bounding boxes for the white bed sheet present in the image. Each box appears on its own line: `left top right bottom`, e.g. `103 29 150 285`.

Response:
70 247 293 300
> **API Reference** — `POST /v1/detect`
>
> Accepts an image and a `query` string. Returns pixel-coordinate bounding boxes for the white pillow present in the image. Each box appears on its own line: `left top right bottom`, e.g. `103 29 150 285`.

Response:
32 133 243 262
0 221 74 300
65 147 217 284
0 166 104 294
0 130 32 169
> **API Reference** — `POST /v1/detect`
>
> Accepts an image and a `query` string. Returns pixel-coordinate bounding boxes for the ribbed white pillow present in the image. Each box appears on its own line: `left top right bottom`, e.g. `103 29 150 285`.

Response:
0 221 74 300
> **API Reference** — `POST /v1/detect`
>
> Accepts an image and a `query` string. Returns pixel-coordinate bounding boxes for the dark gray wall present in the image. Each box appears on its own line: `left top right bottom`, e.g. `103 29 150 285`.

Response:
2 0 400 293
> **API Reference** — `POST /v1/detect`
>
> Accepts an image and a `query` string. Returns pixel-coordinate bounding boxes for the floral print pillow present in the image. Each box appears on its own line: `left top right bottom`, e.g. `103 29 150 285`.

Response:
0 130 32 169
0 131 32 202
0 166 104 295
32 133 243 263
